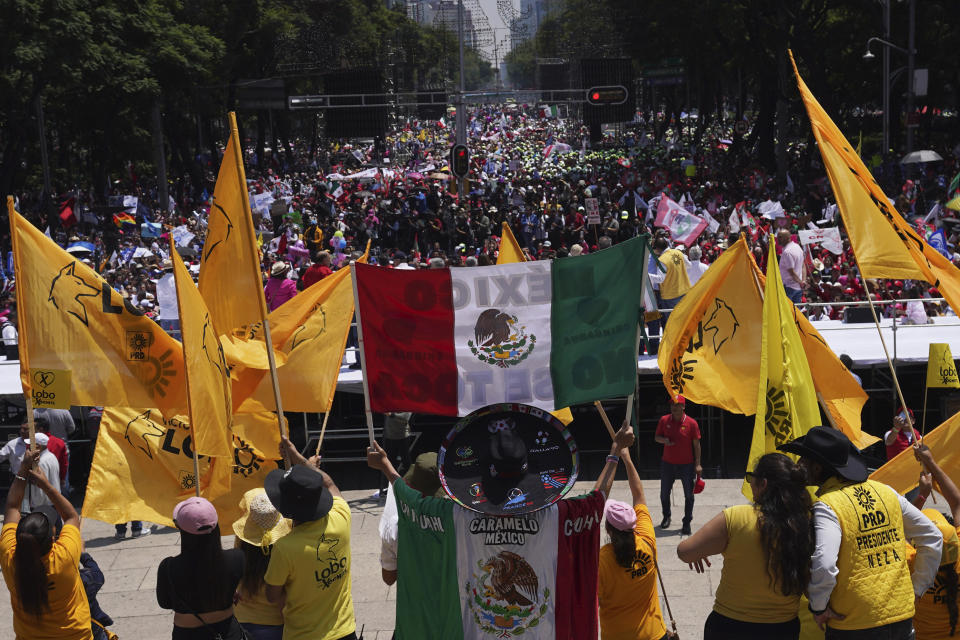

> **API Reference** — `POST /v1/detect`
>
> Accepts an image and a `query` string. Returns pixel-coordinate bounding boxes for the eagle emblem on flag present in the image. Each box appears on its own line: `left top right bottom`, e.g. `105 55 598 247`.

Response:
468 309 536 368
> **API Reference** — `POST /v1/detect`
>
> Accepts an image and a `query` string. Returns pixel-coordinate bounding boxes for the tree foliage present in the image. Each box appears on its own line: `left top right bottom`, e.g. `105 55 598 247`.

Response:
0 0 493 197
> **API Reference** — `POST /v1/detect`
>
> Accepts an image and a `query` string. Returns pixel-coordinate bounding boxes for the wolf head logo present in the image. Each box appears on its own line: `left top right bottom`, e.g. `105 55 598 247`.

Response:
48 262 101 326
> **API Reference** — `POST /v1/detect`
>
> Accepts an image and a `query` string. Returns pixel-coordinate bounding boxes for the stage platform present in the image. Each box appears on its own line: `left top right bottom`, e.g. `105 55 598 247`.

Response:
1 316 956 399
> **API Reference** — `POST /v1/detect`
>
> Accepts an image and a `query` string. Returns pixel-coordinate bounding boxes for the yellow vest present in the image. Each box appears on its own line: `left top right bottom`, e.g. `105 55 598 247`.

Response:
714 504 801 623
817 478 915 630
658 248 691 300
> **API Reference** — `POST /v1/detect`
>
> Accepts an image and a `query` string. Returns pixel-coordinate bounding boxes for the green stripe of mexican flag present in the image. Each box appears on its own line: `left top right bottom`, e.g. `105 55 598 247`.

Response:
355 235 652 415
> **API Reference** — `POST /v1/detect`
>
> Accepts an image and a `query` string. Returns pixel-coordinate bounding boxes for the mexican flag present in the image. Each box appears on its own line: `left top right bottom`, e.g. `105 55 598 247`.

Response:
391 479 605 640
354 237 651 416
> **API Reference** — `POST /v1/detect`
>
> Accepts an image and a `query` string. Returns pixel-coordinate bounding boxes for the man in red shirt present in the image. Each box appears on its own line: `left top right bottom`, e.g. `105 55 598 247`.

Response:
654 395 701 534
301 250 334 289
884 407 921 460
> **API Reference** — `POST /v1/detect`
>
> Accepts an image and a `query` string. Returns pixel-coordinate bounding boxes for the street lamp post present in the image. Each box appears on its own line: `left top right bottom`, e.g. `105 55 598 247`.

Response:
863 0 916 154
456 0 467 201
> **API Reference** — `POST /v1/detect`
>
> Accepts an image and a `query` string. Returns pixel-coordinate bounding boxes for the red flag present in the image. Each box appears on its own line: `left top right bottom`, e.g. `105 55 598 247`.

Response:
59 197 76 228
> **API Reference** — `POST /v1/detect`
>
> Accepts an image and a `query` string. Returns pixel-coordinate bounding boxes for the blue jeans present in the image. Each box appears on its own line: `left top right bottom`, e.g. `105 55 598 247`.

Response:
660 460 695 524
784 286 802 304
240 623 283 640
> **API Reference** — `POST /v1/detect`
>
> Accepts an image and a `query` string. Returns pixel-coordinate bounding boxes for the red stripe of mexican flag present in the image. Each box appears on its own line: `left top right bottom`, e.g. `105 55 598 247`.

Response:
355 236 650 416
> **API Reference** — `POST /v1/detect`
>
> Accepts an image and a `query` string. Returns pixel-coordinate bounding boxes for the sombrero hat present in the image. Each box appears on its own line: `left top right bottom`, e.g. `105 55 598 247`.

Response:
438 404 579 516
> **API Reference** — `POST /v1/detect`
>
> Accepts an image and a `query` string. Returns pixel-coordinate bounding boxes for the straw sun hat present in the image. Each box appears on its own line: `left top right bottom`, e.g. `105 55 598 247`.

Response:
232 488 292 549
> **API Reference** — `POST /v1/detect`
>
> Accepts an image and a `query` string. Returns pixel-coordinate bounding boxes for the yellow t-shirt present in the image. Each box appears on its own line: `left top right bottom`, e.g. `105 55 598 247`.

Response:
598 504 667 640
908 528 960 640
713 504 801 623
0 522 93 640
235 583 283 627
658 248 691 300
264 497 355 640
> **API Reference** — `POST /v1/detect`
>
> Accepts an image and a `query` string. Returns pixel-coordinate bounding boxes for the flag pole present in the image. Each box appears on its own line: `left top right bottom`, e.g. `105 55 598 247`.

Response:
315 411 331 457
226 112 289 451
349 261 376 445
168 234 201 497
921 384 929 436
593 401 617 439
7 198 37 453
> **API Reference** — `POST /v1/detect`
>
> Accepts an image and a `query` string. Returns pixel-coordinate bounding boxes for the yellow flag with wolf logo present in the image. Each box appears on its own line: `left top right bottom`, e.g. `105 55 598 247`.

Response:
743 242 820 497
230 241 370 413
7 198 187 413
660 235 875 447
659 236 762 415
171 244 233 457
198 112 268 337
82 407 281 527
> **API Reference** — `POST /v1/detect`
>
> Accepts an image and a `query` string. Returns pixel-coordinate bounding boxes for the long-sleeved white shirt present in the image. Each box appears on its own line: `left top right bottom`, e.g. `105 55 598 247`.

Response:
808 490 942 612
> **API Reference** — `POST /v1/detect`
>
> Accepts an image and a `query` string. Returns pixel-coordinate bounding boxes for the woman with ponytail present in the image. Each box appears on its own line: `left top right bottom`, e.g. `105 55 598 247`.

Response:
0 448 92 639
598 442 669 640
911 443 960 639
677 452 813 640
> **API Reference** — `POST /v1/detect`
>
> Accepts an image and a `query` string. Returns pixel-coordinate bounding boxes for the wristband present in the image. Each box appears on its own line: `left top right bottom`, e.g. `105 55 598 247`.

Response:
14 475 27 482
917 494 928 506
808 603 826 616
605 454 620 464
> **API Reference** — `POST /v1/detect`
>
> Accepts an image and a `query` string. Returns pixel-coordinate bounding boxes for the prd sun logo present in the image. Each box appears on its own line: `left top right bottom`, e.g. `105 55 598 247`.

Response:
468 309 536 368
853 485 877 512
764 385 792 446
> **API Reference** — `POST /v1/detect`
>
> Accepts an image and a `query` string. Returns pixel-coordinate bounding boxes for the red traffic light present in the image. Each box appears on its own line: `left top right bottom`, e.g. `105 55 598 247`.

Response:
586 85 628 106
451 144 470 178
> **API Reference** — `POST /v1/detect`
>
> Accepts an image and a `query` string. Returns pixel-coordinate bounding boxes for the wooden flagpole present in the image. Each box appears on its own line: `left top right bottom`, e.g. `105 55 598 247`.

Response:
226 112 289 454
169 235 201 497
6 199 37 453
349 261 377 445
315 411 331 457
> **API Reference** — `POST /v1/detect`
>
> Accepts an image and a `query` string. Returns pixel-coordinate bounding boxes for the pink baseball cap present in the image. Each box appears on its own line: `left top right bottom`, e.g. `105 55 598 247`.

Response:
604 499 637 531
172 497 219 535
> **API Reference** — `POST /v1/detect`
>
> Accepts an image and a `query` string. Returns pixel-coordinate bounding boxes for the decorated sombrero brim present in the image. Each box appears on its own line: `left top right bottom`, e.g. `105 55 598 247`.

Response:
438 403 579 516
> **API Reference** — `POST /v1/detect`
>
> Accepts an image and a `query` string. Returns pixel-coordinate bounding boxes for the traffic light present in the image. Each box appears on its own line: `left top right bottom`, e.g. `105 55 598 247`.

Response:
585 85 628 106
451 144 470 178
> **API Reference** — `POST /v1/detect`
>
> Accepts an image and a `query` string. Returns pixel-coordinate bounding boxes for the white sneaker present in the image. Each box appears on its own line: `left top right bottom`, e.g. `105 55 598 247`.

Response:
132 527 152 538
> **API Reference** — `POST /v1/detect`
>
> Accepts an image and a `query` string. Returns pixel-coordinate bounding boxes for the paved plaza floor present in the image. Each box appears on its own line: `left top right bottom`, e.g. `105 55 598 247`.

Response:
0 478 752 640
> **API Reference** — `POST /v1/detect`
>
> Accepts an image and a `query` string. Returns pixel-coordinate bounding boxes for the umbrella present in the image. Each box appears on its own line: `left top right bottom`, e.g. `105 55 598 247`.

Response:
901 150 943 164
66 242 95 254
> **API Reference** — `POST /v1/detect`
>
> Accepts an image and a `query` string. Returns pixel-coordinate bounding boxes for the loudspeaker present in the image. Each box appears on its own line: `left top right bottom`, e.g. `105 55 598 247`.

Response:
842 306 875 323
579 58 635 125
324 68 388 139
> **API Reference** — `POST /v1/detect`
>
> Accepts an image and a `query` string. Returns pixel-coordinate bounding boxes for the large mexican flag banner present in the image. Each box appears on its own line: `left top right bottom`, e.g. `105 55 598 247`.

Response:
354 236 651 416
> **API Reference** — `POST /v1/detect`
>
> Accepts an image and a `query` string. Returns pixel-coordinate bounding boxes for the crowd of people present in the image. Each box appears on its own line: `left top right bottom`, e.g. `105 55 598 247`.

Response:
4 104 960 339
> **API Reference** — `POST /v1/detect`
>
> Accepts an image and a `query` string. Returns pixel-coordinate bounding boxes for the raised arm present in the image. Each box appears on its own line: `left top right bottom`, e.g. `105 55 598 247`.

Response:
594 421 636 497
367 440 401 484
21 450 80 528
914 442 960 523
621 447 645 507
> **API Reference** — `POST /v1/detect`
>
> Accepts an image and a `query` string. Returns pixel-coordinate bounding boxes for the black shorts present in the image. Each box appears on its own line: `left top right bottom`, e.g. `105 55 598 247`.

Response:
704 610 800 640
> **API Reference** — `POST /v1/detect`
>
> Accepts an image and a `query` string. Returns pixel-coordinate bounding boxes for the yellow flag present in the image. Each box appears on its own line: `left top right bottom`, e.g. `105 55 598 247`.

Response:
661 235 874 447
871 410 960 494
7 199 187 412
791 51 960 315
743 242 820 497
172 246 233 457
82 407 281 527
660 237 763 415
231 241 371 413
927 343 960 389
235 266 356 412
496 221 526 265
494 223 573 425
198 112 268 336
